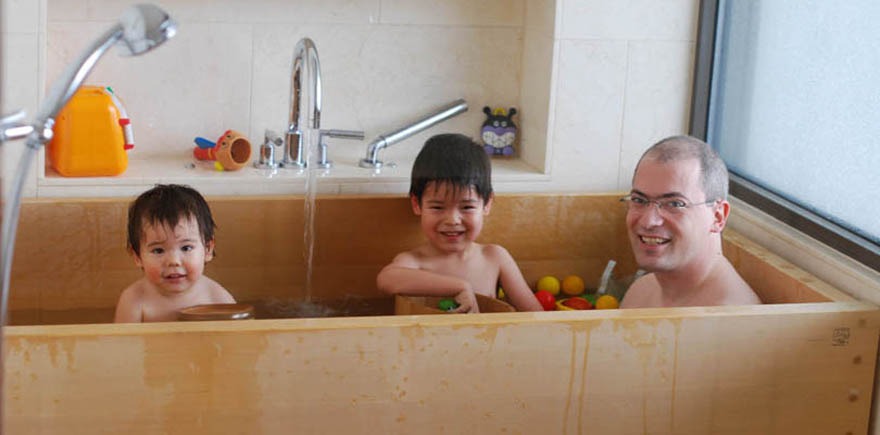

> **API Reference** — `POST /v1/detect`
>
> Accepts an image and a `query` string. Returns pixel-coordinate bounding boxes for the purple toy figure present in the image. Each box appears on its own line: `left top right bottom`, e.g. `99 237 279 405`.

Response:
481 106 517 156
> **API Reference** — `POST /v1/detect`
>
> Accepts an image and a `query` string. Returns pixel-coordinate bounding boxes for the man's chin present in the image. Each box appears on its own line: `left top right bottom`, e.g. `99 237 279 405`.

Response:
634 256 673 273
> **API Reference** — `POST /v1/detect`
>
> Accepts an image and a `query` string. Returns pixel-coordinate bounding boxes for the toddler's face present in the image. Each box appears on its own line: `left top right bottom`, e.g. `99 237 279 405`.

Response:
134 216 214 296
412 182 491 254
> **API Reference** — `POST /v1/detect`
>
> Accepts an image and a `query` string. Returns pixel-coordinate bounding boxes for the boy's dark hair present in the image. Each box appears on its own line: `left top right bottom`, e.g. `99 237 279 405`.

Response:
127 184 216 255
409 133 493 203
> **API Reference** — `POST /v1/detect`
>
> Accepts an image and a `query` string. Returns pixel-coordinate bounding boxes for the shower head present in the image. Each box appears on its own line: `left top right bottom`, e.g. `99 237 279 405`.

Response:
118 4 178 56
31 4 176 140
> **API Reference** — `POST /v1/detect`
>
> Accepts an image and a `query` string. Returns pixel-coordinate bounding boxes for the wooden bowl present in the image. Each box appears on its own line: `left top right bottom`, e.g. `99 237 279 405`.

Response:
178 303 255 321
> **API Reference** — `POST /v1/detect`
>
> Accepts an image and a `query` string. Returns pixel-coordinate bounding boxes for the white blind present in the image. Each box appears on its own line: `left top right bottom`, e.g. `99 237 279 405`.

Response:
708 0 880 243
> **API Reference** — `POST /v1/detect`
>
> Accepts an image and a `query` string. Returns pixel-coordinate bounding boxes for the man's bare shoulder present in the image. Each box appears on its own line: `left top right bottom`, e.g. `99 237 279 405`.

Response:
620 274 659 308
720 269 762 305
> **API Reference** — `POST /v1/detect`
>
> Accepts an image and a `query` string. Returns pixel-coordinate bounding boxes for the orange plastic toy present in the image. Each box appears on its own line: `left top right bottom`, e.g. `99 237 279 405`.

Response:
193 130 252 171
48 86 133 177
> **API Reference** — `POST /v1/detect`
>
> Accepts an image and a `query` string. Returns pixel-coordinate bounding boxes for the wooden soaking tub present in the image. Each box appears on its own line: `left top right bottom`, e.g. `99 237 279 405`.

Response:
4 194 878 434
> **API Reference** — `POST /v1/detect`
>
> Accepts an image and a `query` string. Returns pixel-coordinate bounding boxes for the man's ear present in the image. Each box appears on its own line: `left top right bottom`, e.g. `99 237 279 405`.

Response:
204 239 215 262
410 194 422 216
130 247 143 269
483 193 494 215
710 200 730 233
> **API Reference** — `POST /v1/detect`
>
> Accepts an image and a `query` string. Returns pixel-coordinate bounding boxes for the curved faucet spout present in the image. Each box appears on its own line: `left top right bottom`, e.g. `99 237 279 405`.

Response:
290 38 322 132
283 38 322 168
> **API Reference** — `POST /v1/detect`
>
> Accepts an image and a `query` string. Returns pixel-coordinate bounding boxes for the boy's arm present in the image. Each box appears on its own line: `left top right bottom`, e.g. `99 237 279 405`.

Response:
492 246 543 312
377 253 479 313
113 285 144 323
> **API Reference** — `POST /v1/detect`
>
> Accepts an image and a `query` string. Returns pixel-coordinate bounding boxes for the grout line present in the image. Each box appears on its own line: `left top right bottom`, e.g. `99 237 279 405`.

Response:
247 23 255 141
616 40 631 190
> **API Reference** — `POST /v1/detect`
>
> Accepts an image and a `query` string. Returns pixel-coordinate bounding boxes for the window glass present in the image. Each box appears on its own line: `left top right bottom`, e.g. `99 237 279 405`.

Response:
708 0 880 244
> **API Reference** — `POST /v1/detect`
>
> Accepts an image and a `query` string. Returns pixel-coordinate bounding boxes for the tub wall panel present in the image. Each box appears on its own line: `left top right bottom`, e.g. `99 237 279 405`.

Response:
9 194 839 325
4 304 878 433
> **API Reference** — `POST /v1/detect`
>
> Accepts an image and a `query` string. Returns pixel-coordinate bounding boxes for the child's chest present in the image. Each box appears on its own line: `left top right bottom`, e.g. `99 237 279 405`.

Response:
142 288 216 322
429 258 500 296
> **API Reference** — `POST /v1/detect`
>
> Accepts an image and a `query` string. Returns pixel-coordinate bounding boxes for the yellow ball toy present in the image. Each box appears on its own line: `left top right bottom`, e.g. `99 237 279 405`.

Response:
561 275 585 296
536 276 560 296
596 295 619 309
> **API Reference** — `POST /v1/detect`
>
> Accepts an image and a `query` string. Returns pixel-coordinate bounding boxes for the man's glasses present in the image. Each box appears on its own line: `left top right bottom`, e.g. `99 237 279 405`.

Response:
620 195 717 216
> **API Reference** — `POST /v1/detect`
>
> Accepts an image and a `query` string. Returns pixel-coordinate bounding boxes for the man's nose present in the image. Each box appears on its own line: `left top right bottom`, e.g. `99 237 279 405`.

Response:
639 203 664 227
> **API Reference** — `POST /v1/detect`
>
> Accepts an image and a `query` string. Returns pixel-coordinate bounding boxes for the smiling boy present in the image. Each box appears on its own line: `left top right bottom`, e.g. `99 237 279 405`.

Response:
114 184 234 322
377 134 542 313
620 135 761 308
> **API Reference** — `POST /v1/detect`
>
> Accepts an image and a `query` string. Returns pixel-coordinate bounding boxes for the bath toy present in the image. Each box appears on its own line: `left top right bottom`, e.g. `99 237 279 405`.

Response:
437 298 459 311
535 290 556 311
557 297 593 311
595 295 619 310
597 260 617 295
481 106 516 156
561 275 585 296
192 129 252 171
536 276 560 296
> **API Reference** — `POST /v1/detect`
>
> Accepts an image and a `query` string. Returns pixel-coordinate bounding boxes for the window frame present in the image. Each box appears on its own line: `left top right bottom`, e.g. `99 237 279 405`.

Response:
688 0 880 272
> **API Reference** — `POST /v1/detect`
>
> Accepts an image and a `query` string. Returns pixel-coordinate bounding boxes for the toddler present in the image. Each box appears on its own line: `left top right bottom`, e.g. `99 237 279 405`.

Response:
377 134 542 313
114 184 234 322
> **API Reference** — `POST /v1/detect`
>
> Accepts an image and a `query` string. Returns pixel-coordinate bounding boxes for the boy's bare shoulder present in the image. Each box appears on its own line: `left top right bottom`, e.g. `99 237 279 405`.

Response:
203 276 236 303
480 243 512 260
118 279 147 302
389 245 433 268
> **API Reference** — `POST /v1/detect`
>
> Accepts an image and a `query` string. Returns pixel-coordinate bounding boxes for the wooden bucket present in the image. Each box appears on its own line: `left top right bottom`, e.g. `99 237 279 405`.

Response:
394 294 516 315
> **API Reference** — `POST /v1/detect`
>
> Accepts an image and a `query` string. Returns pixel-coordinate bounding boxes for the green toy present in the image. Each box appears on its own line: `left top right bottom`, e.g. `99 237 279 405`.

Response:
438 298 459 311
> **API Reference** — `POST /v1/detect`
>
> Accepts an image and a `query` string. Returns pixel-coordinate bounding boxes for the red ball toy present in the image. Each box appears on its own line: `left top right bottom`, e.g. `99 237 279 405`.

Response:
535 290 556 311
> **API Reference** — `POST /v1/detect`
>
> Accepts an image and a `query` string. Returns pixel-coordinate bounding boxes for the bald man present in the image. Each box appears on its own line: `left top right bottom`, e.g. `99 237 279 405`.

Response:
620 135 761 308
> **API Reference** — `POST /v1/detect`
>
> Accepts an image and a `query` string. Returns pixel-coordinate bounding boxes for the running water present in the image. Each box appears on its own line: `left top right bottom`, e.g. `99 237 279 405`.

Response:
302 129 317 302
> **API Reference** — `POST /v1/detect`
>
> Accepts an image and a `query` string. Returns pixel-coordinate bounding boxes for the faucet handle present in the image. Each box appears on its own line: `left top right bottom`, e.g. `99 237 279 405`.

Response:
1 109 27 126
320 129 364 141
254 129 282 169
264 129 283 146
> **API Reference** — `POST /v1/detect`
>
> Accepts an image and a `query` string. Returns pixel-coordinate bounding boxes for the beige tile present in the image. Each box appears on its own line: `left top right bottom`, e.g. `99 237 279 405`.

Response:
2 33 40 114
380 0 524 26
550 40 627 192
519 28 554 172
46 21 253 158
618 41 694 189
524 0 556 38
46 0 87 22
2 33 41 199
560 0 698 41
251 24 523 169
3 0 41 33
78 0 380 24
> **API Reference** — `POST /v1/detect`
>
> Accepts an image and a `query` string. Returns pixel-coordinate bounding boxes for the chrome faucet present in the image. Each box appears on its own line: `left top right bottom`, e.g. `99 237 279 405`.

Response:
275 38 363 170
359 98 468 169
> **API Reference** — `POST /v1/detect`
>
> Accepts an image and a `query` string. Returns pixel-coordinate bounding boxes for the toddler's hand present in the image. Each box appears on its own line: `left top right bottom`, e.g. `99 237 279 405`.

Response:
453 287 479 314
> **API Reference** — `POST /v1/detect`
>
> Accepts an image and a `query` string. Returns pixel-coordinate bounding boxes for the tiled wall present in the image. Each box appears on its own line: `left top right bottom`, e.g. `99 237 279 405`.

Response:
2 0 698 197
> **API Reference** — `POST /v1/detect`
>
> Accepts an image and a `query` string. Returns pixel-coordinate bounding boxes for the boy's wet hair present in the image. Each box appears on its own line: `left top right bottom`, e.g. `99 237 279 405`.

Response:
127 184 216 255
410 133 493 203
